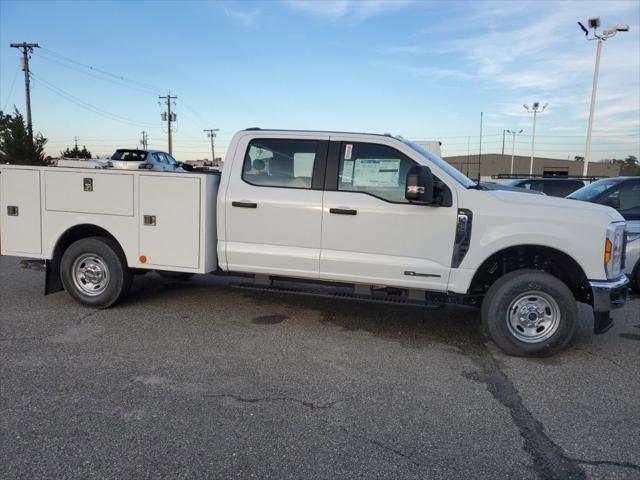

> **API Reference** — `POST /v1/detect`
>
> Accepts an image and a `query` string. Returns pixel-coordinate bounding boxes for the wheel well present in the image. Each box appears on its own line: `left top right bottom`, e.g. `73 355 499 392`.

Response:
468 245 591 303
45 224 126 295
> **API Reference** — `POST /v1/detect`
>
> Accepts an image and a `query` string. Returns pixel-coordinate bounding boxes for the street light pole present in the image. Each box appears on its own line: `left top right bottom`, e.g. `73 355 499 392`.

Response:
584 38 602 177
578 17 629 177
523 102 548 175
506 129 523 175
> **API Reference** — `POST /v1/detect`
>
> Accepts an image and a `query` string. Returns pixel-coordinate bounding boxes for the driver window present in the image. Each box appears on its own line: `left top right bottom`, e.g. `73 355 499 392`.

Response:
338 142 416 203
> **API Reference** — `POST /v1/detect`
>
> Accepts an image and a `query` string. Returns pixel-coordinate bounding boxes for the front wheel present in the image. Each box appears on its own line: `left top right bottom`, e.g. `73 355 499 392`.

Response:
60 236 133 308
481 269 577 357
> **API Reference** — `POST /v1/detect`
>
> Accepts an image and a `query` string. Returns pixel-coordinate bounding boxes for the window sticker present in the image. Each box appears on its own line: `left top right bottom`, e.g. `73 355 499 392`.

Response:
342 160 354 183
353 159 400 187
344 144 353 160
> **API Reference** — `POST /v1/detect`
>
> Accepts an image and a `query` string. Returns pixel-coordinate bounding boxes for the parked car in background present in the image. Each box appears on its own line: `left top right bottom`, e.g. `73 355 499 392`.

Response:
108 149 187 172
567 177 640 292
507 178 585 197
480 182 545 195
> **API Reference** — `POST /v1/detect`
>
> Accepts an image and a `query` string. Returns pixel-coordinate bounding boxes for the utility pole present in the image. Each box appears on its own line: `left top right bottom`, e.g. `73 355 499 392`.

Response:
140 131 148 149
203 129 219 164
10 42 40 144
159 94 177 154
501 129 506 158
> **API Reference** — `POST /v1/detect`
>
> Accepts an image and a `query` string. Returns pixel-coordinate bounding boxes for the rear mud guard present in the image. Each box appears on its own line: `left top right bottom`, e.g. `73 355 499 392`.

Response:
44 258 64 295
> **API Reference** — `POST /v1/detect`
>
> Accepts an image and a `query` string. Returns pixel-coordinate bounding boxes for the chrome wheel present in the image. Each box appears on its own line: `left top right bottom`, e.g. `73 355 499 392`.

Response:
72 254 110 296
506 291 561 343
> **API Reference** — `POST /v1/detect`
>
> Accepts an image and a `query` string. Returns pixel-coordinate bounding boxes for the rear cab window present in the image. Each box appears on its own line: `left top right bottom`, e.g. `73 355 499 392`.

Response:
242 139 320 189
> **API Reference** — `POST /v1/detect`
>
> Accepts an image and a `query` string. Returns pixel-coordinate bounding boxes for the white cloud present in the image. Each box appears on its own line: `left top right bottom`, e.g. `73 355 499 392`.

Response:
283 0 413 22
222 4 261 27
369 60 473 81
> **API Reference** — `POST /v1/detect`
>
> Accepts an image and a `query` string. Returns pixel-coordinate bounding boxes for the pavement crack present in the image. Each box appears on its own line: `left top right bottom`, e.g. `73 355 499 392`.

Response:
458 339 586 480
206 393 339 410
77 309 100 325
571 458 640 471
341 429 422 468
574 348 639 381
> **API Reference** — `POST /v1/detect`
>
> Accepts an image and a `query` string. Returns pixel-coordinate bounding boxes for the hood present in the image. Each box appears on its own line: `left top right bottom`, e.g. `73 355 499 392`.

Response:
470 188 624 223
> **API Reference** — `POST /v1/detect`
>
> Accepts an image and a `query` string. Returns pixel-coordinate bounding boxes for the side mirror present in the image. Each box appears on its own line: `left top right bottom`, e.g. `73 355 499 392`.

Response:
405 165 434 204
603 196 620 210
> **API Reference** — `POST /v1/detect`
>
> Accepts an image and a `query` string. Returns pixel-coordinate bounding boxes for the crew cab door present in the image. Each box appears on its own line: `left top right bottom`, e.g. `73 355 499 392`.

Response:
223 135 329 278
320 139 457 291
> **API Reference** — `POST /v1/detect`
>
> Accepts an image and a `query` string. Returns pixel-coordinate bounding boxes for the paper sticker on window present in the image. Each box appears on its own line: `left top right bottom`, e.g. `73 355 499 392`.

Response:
353 159 400 187
344 144 353 160
342 160 354 183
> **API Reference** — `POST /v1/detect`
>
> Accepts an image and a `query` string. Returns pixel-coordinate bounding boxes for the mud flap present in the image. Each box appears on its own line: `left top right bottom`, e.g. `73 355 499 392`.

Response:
44 259 64 295
593 311 614 334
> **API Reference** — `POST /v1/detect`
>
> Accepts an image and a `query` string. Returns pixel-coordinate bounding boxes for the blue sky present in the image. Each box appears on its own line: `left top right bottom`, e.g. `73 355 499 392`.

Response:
1 0 638 161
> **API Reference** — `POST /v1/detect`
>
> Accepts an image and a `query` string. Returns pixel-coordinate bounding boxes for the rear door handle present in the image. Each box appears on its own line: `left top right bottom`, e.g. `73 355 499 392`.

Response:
330 208 357 215
232 201 258 208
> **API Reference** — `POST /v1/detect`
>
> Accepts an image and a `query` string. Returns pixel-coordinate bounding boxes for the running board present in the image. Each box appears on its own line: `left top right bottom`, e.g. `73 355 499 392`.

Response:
231 281 445 308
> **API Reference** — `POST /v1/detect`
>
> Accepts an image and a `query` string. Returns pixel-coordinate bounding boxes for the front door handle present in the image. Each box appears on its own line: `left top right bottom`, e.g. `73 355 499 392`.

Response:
330 208 357 215
232 201 258 208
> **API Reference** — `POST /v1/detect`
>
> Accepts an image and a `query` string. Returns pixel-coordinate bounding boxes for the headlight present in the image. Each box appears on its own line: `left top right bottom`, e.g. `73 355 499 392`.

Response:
604 222 625 279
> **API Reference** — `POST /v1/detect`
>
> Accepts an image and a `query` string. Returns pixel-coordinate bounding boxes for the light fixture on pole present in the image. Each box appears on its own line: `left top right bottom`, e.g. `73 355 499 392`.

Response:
523 102 548 175
506 129 524 175
578 17 629 177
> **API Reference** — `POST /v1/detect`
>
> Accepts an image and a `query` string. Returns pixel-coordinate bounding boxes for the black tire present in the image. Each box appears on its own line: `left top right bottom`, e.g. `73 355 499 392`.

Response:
631 263 640 294
60 236 133 308
481 269 577 357
156 270 195 281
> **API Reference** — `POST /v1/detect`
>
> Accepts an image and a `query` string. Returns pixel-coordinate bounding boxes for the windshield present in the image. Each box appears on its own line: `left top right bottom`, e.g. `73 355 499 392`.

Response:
402 140 475 188
566 178 619 201
111 150 148 161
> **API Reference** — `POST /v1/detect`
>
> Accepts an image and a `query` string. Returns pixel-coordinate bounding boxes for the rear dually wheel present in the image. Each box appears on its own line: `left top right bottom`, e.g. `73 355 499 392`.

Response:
60 236 132 308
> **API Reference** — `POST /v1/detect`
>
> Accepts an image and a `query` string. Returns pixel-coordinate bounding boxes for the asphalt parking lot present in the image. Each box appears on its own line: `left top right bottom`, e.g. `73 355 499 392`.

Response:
1 256 639 479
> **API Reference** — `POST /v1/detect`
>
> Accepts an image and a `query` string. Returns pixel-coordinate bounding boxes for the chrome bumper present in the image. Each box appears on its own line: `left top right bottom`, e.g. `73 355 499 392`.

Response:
590 275 630 312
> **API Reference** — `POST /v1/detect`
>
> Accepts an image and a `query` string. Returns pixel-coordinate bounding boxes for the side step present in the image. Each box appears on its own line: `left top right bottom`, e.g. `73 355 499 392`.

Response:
231 280 445 309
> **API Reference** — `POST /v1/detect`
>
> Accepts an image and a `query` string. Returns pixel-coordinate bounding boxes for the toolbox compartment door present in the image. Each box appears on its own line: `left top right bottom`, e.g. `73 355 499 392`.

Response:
45 170 134 216
139 175 201 269
0 169 42 255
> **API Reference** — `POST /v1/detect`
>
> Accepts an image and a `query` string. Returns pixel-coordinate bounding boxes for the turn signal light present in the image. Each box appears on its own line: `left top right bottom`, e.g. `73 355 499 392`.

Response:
604 238 612 265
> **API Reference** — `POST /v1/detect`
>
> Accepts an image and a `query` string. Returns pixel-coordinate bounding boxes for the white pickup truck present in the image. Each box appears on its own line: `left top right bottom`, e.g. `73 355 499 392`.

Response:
0 129 630 356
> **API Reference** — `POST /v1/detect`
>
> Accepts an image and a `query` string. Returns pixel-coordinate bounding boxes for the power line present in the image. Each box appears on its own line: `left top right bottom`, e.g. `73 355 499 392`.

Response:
34 50 158 95
2 64 21 112
30 71 160 128
38 46 165 93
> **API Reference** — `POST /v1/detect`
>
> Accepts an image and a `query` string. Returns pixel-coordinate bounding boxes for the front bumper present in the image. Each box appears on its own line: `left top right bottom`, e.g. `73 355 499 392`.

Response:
590 275 630 313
